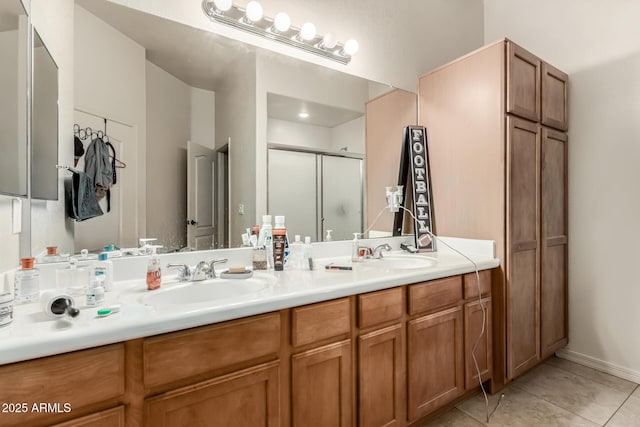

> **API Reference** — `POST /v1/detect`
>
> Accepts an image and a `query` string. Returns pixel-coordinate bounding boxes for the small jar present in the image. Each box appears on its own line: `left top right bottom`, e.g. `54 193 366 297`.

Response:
40 246 62 263
14 258 40 304
252 247 267 270
0 292 14 326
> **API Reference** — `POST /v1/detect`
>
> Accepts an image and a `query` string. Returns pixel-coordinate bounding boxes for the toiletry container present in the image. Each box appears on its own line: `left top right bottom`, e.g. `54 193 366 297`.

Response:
0 292 14 326
86 276 105 307
289 235 304 270
94 253 114 291
40 246 61 263
40 290 79 319
258 215 273 268
56 258 91 296
303 236 314 270
272 219 287 271
146 245 162 290
14 257 39 304
274 216 290 266
351 233 361 262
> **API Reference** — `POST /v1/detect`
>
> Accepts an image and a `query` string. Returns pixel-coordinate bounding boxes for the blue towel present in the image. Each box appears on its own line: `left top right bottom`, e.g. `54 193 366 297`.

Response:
66 169 103 221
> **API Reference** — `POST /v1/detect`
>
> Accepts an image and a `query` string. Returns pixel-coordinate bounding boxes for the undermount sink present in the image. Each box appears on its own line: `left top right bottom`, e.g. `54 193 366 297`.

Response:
363 254 437 270
139 278 269 307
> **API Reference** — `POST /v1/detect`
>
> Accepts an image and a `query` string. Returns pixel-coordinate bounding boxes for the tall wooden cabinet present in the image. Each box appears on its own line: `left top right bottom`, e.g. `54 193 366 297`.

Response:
419 39 568 385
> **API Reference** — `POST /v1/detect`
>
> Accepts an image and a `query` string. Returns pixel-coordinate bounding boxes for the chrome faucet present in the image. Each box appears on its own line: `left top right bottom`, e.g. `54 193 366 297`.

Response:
166 263 192 281
166 258 228 281
372 243 392 259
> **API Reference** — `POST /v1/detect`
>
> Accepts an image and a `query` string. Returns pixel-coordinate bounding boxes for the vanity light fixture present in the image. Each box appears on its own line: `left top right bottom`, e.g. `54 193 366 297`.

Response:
202 0 358 64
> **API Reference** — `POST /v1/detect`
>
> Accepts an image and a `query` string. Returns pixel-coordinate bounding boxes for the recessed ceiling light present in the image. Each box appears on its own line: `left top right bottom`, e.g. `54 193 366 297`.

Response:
298 112 309 119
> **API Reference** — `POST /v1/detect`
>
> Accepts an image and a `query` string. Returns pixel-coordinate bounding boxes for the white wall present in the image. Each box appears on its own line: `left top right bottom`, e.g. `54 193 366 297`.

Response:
0 30 20 195
267 119 332 151
29 0 74 258
145 61 191 250
485 0 640 381
331 116 365 154
190 87 215 150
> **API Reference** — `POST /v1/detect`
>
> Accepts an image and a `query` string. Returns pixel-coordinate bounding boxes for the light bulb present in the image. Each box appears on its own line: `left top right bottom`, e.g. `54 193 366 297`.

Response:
245 1 263 22
212 0 232 12
343 38 359 56
298 112 309 119
321 32 337 49
274 12 291 32
299 22 317 41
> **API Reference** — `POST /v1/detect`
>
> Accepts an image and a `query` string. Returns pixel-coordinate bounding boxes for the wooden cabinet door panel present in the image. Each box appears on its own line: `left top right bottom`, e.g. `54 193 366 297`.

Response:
358 324 404 427
292 340 352 427
465 298 493 389
144 361 280 427
507 117 540 379
541 63 569 131
541 129 568 357
407 306 464 422
507 42 541 122
51 406 124 427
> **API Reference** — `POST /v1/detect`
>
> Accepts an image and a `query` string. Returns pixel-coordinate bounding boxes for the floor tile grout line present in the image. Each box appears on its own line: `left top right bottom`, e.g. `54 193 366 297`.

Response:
546 359 640 393
509 383 607 426
603 383 639 426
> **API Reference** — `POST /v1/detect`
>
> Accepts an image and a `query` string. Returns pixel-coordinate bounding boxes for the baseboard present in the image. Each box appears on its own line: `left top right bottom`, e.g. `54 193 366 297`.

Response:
556 348 640 384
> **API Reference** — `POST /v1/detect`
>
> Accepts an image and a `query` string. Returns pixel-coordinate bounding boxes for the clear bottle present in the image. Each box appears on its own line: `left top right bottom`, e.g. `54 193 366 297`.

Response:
325 229 333 242
302 236 314 271
289 235 304 270
257 215 273 269
94 253 114 292
14 257 40 304
40 246 61 263
351 233 361 262
146 245 162 290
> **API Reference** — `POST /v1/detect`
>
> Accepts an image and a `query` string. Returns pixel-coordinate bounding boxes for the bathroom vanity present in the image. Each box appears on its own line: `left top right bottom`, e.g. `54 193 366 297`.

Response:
0 238 498 427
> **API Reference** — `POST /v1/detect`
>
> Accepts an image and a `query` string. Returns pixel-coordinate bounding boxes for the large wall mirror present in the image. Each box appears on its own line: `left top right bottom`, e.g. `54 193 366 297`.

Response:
32 0 414 255
31 28 59 200
0 0 28 197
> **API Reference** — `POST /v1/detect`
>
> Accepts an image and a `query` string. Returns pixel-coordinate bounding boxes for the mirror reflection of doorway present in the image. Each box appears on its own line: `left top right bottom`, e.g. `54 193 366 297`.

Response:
267 148 363 242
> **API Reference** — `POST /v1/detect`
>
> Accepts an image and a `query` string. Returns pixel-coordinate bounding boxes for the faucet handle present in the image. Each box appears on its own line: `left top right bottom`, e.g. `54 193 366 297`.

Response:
207 258 228 278
167 263 192 281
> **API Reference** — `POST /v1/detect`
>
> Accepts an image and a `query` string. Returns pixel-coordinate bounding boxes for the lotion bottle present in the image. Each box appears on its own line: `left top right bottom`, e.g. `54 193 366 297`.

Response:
351 233 361 262
257 215 273 269
146 245 162 290
94 253 114 292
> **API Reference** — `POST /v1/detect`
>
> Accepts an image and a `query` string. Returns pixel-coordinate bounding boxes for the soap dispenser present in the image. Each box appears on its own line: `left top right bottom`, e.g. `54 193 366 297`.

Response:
351 233 361 262
146 245 162 290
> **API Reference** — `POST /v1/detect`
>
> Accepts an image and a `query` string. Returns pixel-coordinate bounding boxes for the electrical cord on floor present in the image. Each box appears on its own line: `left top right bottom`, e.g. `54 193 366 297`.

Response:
398 206 504 423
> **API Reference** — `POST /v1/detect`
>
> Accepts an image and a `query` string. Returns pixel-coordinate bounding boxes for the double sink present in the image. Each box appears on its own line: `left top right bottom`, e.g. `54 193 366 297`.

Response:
120 253 437 309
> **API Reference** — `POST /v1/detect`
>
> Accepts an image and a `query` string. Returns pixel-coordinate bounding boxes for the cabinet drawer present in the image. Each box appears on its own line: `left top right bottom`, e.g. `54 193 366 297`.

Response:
408 276 463 315
0 344 125 427
292 298 351 347
144 313 280 389
51 406 125 427
463 269 492 299
358 287 403 329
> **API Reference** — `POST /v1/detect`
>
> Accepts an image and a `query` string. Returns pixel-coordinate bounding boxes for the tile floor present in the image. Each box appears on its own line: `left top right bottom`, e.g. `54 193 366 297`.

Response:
423 357 640 426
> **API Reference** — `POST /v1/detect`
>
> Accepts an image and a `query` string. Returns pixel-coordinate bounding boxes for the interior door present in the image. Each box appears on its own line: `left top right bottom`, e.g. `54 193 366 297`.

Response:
74 110 137 251
267 149 318 241
187 140 215 250
322 155 363 241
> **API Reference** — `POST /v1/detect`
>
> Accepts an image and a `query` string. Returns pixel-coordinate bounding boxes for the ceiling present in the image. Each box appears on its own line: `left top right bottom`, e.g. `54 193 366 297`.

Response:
267 93 363 128
0 0 25 32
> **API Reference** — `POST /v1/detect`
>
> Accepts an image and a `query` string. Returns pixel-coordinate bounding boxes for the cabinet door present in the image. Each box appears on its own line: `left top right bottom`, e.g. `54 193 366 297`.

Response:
464 298 493 389
541 129 568 358
541 63 569 131
50 406 124 427
359 324 404 427
144 361 280 427
292 340 352 427
507 117 541 379
507 42 541 122
407 306 464 422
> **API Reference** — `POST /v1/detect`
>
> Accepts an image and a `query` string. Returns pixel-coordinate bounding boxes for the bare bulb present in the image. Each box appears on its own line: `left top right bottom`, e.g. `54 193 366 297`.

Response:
212 0 232 12
245 1 263 22
274 12 291 32
343 38 359 56
299 22 317 41
321 32 337 49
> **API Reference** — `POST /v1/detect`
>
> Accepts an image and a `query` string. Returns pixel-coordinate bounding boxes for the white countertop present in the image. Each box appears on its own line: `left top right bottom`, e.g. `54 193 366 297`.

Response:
0 237 499 365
